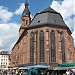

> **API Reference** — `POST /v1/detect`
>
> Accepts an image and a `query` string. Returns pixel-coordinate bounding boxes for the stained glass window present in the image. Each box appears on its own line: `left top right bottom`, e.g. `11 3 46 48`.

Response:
50 31 56 62
60 32 65 63
40 31 45 62
30 32 34 63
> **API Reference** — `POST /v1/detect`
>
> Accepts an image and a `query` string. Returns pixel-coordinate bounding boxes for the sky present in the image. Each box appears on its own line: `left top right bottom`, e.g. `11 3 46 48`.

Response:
0 0 75 52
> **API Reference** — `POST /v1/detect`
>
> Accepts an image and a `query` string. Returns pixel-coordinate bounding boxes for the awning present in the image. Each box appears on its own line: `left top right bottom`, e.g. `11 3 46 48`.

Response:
33 65 48 69
58 62 75 67
19 65 48 69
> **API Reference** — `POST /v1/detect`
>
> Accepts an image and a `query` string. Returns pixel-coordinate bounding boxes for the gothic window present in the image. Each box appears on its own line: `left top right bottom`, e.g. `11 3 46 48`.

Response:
30 32 34 63
39 31 45 62
50 31 56 63
60 32 65 63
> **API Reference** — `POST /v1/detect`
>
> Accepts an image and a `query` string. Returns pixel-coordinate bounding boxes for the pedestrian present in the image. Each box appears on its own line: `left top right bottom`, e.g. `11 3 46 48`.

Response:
70 70 74 75
7 70 10 75
15 70 19 75
51 71 54 75
41 71 44 75
30 71 34 75
3 70 7 75
47 72 50 75
65 70 70 75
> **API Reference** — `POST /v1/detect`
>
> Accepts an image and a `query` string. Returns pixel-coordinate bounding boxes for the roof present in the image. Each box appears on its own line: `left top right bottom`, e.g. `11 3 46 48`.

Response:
22 8 30 17
29 7 67 27
0 51 9 55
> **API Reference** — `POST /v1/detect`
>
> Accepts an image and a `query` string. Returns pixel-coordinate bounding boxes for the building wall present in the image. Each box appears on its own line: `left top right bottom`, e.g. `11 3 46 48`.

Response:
0 54 9 68
27 26 74 65
11 25 75 67
74 47 75 61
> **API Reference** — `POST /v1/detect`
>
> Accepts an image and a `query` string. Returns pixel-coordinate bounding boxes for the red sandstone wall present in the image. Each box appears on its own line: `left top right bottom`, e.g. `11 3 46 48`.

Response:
11 26 75 67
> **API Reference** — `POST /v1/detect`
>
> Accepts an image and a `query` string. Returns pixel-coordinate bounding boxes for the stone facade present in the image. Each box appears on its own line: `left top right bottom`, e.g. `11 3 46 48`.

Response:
11 1 75 67
74 47 75 61
11 26 75 67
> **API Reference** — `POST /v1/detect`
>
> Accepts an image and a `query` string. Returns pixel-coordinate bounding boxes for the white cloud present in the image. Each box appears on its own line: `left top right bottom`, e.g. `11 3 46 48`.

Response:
51 0 75 45
15 3 24 15
0 6 13 23
51 0 75 20
65 17 75 29
0 5 20 52
0 23 20 52
72 28 75 45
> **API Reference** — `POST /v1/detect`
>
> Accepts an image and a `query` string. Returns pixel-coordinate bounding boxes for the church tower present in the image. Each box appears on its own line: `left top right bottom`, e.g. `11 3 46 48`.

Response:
19 0 31 36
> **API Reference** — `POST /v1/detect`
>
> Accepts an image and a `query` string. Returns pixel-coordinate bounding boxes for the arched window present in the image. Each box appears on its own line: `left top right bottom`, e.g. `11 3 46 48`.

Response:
30 32 34 63
39 31 45 62
50 31 56 62
60 32 65 63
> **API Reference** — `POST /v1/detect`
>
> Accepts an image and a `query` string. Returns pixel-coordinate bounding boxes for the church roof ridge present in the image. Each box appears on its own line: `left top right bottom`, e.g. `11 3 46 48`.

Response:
40 7 59 14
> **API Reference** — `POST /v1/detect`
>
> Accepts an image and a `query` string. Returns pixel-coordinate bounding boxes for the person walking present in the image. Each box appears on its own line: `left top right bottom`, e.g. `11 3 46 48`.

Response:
47 72 50 75
65 70 70 75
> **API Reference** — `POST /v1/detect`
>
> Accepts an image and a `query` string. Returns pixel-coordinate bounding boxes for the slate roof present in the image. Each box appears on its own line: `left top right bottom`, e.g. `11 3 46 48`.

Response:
22 8 30 17
29 7 67 27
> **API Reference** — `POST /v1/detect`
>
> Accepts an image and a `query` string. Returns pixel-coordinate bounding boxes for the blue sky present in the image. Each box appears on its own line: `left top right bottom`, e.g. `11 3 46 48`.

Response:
0 0 75 52
0 0 53 23
0 0 52 12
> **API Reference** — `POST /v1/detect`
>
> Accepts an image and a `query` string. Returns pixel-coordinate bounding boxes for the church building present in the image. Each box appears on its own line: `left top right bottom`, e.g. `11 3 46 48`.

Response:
11 0 75 67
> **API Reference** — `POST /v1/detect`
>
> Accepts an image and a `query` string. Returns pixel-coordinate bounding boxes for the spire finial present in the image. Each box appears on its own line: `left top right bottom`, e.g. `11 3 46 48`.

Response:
26 0 28 3
25 0 29 8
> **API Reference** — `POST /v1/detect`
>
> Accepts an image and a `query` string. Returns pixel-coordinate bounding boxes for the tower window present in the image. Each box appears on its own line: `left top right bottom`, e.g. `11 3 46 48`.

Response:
26 20 28 25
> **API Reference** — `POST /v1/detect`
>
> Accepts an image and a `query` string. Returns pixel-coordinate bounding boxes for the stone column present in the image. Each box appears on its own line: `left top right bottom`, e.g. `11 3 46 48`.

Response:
34 30 38 65
46 28 50 65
